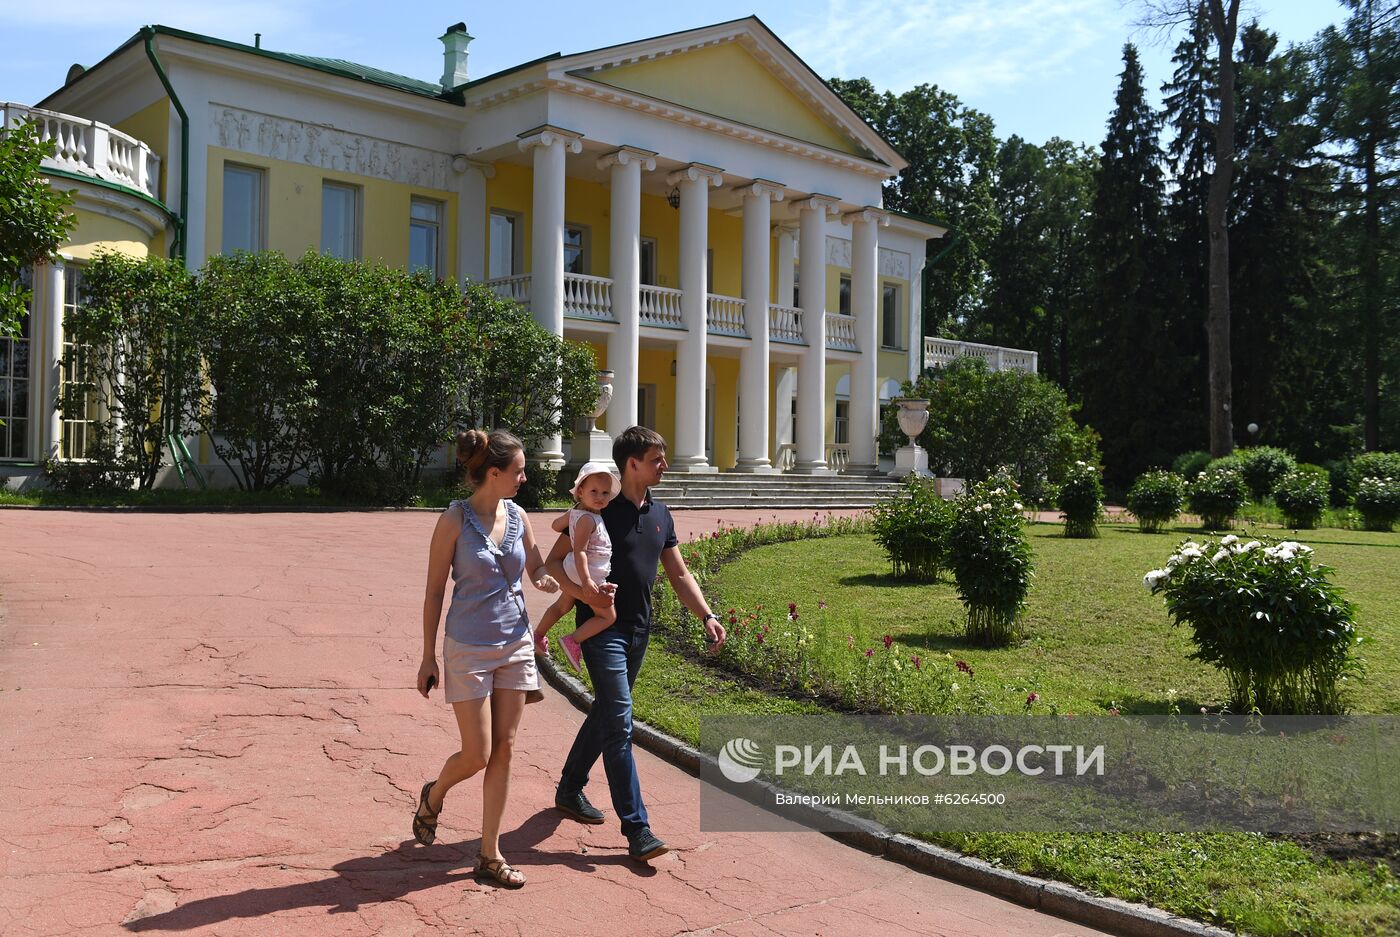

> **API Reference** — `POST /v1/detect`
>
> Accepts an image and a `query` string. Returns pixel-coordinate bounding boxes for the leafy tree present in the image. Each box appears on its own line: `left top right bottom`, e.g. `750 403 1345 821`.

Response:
188 252 321 490
828 78 999 333
295 253 478 502
0 120 74 337
881 356 1100 504
58 252 200 490
455 287 598 450
982 136 1096 388
1311 0 1400 451
1140 0 1245 458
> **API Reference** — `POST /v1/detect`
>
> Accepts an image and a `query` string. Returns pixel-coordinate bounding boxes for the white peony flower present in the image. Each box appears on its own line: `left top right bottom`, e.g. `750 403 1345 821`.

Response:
1143 569 1170 589
1221 535 1239 546
1212 549 1230 563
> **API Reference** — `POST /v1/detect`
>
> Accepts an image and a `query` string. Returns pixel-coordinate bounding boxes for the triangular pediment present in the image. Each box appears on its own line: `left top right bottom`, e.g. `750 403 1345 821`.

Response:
556 19 902 168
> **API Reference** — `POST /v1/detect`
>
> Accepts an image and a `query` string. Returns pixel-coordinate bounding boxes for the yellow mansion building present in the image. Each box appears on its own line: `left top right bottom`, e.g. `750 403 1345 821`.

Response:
2 16 1036 487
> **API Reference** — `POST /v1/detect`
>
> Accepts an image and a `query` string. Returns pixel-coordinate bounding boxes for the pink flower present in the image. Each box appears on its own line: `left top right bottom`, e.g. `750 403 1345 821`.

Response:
911 656 922 671
846 635 855 649
818 600 828 610
788 602 797 615
882 634 894 650
1108 707 1121 716
1026 692 1039 705
955 660 973 675
756 634 765 644
864 648 874 658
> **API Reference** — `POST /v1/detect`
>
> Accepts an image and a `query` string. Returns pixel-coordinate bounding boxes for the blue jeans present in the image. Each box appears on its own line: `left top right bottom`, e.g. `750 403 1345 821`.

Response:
559 624 650 836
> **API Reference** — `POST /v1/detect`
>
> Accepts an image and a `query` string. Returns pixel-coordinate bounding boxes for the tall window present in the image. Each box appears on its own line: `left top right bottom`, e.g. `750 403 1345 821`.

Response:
882 283 902 348
1 268 32 459
222 164 264 253
834 398 850 445
564 224 589 275
409 198 443 278
792 267 801 309
321 182 360 260
640 237 657 286
489 211 519 279
60 266 98 460
838 275 852 315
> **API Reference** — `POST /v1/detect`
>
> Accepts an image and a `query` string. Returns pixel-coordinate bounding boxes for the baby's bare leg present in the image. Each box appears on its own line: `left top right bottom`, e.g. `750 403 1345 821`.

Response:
570 602 618 644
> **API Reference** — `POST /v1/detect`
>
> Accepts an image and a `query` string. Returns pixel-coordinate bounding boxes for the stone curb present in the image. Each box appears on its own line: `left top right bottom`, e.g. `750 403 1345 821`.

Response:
539 655 1236 937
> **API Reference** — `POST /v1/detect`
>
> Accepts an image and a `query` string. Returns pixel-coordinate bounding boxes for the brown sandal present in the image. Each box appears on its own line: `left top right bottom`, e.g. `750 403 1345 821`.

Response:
412 780 440 845
475 854 526 888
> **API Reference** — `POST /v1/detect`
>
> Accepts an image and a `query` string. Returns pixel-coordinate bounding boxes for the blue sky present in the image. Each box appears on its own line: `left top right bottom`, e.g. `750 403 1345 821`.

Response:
3 1 1346 148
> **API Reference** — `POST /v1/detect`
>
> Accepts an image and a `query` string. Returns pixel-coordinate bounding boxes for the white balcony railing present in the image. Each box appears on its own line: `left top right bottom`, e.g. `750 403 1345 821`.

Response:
768 304 804 344
825 312 858 351
485 273 531 306
639 284 684 328
563 272 614 321
924 337 1039 373
706 293 746 336
775 443 851 473
2 103 161 200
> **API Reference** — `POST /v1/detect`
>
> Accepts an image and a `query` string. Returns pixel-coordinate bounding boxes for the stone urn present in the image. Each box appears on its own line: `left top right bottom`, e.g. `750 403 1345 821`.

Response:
895 397 930 444
890 398 933 478
587 370 615 434
572 369 617 470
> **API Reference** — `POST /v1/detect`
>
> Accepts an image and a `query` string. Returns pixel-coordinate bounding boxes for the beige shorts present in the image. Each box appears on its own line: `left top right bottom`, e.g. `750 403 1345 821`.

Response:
443 632 538 703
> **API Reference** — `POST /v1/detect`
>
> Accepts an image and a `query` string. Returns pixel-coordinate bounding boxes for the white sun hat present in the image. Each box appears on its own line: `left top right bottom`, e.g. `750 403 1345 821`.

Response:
569 461 621 501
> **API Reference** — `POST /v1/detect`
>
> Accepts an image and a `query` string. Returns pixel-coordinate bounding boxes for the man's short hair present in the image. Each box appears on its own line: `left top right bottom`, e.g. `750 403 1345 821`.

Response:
614 425 667 474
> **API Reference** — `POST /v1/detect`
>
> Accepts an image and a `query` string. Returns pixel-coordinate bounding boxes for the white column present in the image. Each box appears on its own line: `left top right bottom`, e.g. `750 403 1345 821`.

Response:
795 195 838 474
43 260 64 460
518 127 581 466
776 225 796 307
774 366 797 466
668 162 723 472
908 261 923 380
599 147 655 437
846 208 889 471
453 155 494 285
735 180 783 472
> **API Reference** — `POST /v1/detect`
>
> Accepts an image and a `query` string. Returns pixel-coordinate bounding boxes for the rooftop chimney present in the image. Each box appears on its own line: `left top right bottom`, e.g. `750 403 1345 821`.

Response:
440 22 473 90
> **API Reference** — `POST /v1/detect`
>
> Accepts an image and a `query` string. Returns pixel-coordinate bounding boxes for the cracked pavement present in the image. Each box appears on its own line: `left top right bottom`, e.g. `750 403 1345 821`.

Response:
0 508 1113 936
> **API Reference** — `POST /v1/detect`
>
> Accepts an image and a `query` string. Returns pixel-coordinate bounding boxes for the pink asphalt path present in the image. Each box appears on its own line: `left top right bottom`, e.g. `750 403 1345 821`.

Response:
0 508 1111 937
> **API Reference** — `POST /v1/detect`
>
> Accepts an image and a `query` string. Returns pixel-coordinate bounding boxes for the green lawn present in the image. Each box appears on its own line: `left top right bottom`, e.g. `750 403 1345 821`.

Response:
590 518 1400 937
707 521 1400 716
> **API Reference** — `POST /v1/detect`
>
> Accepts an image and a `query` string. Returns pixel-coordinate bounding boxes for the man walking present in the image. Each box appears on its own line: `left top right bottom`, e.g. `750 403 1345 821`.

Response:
544 426 725 862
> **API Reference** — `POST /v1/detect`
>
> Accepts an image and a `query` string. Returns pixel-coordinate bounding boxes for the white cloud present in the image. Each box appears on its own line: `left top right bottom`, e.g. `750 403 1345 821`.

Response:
786 0 1119 96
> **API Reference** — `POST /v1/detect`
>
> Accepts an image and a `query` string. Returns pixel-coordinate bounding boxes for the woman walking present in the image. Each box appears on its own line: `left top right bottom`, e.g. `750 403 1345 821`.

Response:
413 429 558 888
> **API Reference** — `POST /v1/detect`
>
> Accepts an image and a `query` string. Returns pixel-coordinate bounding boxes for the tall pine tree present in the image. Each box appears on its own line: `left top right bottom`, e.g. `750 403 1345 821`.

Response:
1312 0 1400 451
1083 44 1184 484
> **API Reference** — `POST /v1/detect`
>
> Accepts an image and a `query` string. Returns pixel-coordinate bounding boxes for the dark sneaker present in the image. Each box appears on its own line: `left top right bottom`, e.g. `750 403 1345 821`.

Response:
627 827 669 862
554 787 605 825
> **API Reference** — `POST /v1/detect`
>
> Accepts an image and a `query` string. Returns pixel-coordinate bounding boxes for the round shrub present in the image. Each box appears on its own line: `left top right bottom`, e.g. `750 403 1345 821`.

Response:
1355 475 1400 532
1349 452 1400 502
1272 471 1328 529
949 477 1033 647
1144 536 1361 714
1126 470 1186 533
1172 450 1212 480
871 477 953 580
1235 446 1297 502
1056 460 1104 538
1188 467 1248 530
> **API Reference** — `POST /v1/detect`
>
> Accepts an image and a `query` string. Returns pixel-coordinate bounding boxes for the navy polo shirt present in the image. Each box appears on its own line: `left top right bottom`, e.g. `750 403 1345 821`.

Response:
574 488 677 631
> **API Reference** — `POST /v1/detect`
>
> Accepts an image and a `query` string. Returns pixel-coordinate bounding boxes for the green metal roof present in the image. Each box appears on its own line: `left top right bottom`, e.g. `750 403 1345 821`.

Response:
276 52 446 98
